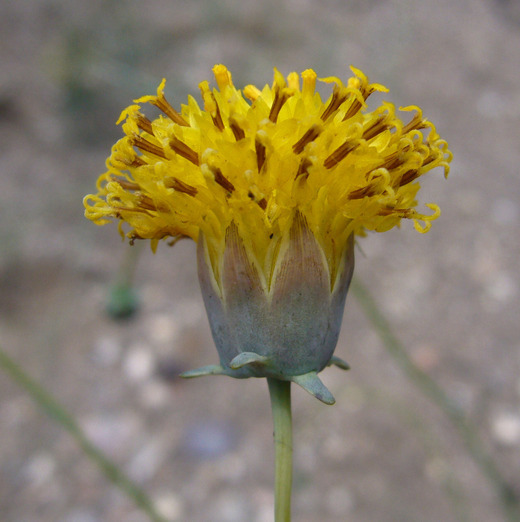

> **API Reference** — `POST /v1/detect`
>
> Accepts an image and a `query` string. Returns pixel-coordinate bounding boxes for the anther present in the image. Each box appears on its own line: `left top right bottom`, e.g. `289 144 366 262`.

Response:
137 195 157 211
153 96 189 127
399 169 419 187
402 112 427 135
256 139 266 172
117 154 147 168
164 176 198 197
136 115 154 135
269 88 290 123
295 157 312 180
169 137 199 166
362 116 389 141
211 166 235 193
293 125 321 154
112 176 140 191
321 85 347 121
343 98 363 121
211 97 225 131
324 141 359 169
132 135 167 159
229 119 245 141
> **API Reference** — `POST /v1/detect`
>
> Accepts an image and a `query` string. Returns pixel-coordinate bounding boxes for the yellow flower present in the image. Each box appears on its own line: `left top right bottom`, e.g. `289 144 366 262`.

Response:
84 65 452 402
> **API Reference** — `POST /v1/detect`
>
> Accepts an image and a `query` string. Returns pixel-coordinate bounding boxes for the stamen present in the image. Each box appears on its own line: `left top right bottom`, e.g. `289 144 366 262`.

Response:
321 85 347 121
324 141 359 169
136 115 154 135
230 119 245 141
170 137 199 166
295 157 312 180
211 97 225 131
269 88 290 123
164 176 198 197
398 169 419 187
378 207 413 217
378 146 410 170
292 125 321 154
256 139 266 172
348 186 374 200
153 96 189 127
116 155 147 168
200 81 225 131
362 116 389 141
211 166 235 193
138 195 157 211
343 98 363 120
112 176 140 191
132 135 167 159
402 112 427 134
247 189 267 209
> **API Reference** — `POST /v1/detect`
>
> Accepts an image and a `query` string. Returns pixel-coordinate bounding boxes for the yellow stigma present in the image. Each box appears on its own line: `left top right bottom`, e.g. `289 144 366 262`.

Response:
84 65 452 283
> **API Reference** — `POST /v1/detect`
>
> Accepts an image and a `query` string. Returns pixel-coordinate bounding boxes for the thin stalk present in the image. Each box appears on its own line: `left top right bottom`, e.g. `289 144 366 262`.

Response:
268 377 293 522
0 347 167 522
351 278 520 522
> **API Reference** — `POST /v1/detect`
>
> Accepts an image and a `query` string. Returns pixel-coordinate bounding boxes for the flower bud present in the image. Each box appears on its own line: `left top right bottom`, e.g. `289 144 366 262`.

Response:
186 212 354 403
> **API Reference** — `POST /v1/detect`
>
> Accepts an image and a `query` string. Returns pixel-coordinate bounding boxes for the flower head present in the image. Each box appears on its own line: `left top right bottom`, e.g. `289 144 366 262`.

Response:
84 65 452 402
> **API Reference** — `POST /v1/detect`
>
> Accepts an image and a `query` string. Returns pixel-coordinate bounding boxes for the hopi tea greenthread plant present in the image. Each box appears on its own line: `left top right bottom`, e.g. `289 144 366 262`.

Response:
84 64 452 520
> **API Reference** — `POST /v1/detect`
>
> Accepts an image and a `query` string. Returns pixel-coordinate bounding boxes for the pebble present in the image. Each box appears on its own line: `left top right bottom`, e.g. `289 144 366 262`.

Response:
491 412 520 446
24 452 56 487
127 438 164 482
180 419 237 460
154 493 185 521
146 313 180 345
123 344 155 381
81 412 142 456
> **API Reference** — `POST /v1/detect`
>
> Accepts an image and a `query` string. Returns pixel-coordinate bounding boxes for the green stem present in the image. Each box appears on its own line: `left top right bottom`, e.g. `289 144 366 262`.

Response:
268 378 293 522
0 347 167 522
351 278 520 522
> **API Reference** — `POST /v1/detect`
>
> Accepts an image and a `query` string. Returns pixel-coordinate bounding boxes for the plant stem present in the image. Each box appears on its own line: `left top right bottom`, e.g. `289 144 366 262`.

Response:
351 278 520 522
0 347 167 522
268 377 293 522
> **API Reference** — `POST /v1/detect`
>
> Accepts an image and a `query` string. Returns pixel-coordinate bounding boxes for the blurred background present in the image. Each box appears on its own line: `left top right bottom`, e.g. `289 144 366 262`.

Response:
1 0 519 520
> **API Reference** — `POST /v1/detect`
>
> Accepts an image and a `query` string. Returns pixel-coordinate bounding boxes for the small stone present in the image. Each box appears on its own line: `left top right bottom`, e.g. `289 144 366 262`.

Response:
146 313 179 344
154 493 185 521
492 412 520 446
123 344 155 381
127 438 164 482
81 412 141 456
180 420 237 460
24 452 56 487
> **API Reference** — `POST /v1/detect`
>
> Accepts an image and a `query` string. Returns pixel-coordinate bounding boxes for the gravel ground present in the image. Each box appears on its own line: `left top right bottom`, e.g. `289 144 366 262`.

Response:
1 1 519 521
